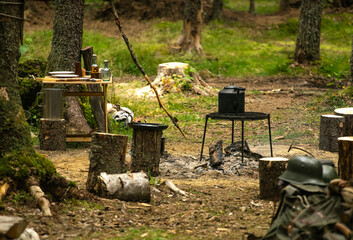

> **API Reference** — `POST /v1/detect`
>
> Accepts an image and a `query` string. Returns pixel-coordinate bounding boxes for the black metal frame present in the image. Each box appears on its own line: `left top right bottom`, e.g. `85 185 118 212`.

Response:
200 112 273 162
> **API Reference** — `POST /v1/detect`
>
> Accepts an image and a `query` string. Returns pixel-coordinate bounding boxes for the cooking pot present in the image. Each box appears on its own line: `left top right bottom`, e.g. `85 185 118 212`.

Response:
218 85 245 114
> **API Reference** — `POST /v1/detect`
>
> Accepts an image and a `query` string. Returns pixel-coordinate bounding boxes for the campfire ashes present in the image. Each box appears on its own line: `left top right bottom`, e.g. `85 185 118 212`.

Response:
159 141 262 179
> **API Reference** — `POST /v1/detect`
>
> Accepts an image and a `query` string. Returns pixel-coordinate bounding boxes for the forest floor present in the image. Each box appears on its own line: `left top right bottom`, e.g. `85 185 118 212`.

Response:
0 2 343 240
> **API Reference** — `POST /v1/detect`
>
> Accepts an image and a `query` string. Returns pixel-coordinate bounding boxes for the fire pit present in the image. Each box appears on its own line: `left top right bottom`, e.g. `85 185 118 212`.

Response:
200 85 273 162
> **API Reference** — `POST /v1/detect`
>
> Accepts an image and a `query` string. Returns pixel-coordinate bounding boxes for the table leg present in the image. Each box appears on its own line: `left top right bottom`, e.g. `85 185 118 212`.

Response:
241 120 244 163
103 84 108 133
231 120 234 144
200 115 209 162
268 114 273 157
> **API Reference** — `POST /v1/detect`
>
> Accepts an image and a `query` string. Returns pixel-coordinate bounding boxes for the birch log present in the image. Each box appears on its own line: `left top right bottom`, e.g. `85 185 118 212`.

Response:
95 172 150 202
338 136 353 180
319 114 344 152
259 157 288 200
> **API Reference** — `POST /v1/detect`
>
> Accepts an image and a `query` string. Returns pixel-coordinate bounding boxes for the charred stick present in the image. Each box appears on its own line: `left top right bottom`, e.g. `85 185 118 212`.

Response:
109 0 186 138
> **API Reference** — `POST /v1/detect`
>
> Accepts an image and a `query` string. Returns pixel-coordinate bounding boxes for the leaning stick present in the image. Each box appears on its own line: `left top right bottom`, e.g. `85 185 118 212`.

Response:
109 0 187 139
26 177 52 216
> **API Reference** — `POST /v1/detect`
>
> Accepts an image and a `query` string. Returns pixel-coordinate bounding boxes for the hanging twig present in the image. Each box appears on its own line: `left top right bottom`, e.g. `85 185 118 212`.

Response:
109 0 187 139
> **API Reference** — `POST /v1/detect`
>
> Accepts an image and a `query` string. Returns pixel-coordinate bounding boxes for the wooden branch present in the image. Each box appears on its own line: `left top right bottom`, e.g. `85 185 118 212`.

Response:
0 216 28 239
26 177 52 216
109 0 186 139
164 180 187 196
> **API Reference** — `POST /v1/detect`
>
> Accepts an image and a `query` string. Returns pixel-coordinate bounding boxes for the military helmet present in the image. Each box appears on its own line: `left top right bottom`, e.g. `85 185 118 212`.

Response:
278 155 326 186
322 164 339 183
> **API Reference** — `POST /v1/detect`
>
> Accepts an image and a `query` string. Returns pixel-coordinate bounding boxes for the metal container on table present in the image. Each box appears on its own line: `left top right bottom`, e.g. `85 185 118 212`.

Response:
38 88 63 119
218 85 245 114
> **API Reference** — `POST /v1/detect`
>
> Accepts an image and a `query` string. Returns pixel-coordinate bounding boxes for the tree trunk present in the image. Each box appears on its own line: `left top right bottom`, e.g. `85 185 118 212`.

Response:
338 137 353 180
280 0 291 13
294 0 322 64
350 35 353 83
249 0 255 13
210 0 223 20
178 0 203 54
0 0 33 158
47 0 91 135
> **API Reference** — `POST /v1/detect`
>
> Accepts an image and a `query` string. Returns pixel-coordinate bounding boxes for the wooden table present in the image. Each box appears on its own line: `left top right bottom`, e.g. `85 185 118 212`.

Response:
37 76 112 142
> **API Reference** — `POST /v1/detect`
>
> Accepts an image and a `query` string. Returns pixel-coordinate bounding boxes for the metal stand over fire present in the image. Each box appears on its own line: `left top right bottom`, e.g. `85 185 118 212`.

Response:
199 112 273 162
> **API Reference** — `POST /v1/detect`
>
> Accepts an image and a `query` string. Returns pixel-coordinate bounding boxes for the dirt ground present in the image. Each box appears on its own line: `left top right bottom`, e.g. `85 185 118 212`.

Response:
1 2 343 240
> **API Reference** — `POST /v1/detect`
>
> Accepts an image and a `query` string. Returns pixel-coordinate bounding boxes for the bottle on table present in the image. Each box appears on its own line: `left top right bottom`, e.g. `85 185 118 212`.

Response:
91 54 99 79
102 60 111 81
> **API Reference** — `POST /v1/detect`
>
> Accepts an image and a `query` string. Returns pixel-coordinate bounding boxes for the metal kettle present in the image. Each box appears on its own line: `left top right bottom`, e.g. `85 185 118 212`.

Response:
218 85 245 114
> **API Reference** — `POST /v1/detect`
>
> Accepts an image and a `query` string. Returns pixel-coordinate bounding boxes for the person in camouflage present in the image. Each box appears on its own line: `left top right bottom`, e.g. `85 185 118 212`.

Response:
262 155 344 240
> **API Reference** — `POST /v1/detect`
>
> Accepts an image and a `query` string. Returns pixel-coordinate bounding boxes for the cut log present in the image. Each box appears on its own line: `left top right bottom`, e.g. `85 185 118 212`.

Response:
258 157 288 201
95 172 150 202
335 108 353 136
39 118 66 151
0 216 28 239
130 123 168 177
209 140 223 168
86 133 128 193
319 114 344 152
338 136 353 180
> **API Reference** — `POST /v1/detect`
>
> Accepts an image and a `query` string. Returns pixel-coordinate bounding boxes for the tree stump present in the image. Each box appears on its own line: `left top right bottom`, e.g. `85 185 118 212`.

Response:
86 133 128 193
39 118 66 151
259 157 288 200
130 123 168 177
95 172 150 202
151 62 216 96
338 136 353 180
335 108 353 136
319 114 344 152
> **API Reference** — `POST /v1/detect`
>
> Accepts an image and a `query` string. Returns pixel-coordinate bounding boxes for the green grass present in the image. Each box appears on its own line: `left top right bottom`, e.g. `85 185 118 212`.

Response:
21 5 353 80
224 0 281 14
